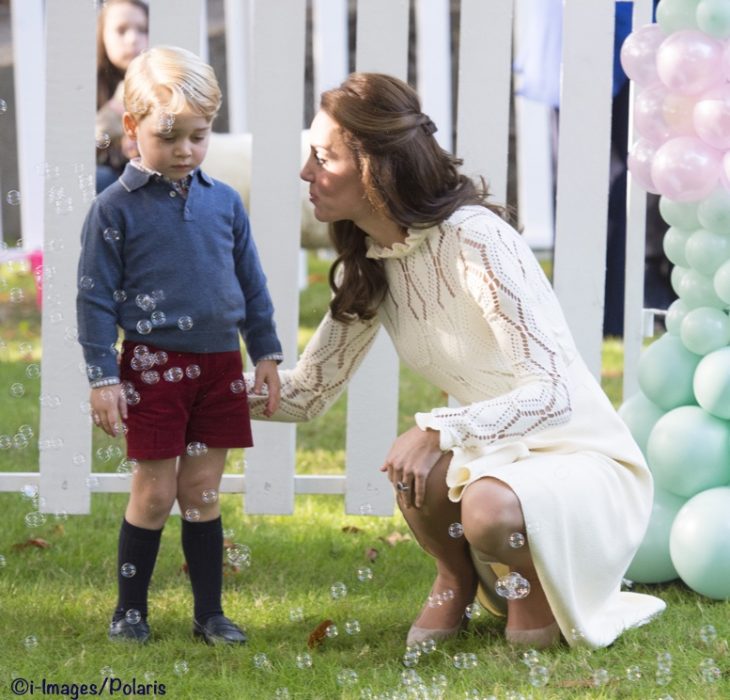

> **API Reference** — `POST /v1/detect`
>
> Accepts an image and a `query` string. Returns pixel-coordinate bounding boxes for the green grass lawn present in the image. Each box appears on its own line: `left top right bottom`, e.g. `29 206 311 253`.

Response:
1 255 728 699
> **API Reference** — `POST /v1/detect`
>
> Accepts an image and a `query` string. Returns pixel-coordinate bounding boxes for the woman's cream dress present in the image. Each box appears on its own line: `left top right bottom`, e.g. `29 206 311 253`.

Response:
249 205 666 648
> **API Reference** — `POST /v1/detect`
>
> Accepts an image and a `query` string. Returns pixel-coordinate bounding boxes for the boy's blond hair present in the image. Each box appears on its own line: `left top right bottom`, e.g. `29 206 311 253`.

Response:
124 45 222 122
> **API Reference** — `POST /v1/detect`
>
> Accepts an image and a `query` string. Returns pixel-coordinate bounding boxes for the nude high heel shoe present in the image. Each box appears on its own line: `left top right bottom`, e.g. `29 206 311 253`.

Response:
505 621 561 649
406 617 466 647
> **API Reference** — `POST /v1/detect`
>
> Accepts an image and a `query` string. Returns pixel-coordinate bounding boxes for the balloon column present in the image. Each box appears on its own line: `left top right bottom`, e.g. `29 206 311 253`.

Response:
619 0 730 600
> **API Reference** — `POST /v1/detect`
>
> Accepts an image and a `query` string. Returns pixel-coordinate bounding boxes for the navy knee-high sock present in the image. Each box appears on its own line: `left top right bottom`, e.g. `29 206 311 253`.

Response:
113 519 163 622
181 516 224 623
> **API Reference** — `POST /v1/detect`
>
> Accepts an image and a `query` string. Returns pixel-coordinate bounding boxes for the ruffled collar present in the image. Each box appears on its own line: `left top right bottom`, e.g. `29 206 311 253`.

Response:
365 226 432 259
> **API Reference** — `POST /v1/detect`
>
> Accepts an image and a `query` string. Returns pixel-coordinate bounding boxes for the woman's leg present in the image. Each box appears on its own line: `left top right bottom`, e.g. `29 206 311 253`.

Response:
460 477 555 633
396 452 478 636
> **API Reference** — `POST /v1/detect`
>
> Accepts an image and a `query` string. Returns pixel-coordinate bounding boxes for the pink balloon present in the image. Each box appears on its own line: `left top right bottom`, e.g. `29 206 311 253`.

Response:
694 85 730 150
656 30 724 95
652 136 722 201
628 138 661 193
721 152 730 191
634 84 674 143
662 91 700 137
621 23 667 87
722 41 730 80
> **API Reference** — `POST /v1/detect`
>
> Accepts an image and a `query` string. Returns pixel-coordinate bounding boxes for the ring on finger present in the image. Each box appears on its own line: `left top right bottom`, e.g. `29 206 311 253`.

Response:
396 481 410 492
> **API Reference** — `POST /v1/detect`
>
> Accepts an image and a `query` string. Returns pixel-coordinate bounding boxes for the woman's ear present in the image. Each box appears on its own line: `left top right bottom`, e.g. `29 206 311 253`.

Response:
122 112 138 140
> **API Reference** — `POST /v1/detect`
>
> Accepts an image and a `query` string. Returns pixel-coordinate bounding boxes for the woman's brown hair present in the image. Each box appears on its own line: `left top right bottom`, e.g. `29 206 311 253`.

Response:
320 72 502 322
96 0 149 109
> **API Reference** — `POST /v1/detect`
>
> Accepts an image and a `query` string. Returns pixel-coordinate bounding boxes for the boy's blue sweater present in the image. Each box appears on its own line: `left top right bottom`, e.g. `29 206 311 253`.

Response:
77 163 282 381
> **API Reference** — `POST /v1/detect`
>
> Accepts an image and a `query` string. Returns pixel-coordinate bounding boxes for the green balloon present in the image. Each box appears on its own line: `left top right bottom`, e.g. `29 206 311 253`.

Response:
694 346 730 419
665 298 690 335
657 0 700 33
626 487 686 584
678 268 726 308
697 187 730 233
671 265 688 297
712 258 730 304
697 0 730 39
637 334 701 410
618 392 666 457
647 405 730 498
660 196 700 230
679 306 730 355
685 228 730 275
663 226 693 267
670 487 730 599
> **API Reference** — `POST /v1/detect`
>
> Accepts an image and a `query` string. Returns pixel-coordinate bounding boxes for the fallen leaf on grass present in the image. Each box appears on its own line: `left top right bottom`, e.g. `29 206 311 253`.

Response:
380 531 411 546
365 547 379 562
222 561 241 576
307 619 334 649
12 538 51 551
341 525 363 534
179 561 189 576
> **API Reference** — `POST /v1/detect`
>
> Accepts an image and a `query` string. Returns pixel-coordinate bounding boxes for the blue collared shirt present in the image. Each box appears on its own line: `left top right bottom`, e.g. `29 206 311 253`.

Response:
77 162 282 381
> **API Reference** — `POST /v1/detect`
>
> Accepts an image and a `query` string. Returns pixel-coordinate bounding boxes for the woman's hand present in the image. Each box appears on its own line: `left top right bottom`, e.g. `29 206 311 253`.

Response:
380 426 444 508
90 384 127 437
253 359 281 417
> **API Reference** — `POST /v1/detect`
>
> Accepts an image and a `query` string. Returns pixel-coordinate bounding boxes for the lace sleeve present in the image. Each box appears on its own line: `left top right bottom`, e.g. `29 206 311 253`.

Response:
247 311 381 422
415 221 572 450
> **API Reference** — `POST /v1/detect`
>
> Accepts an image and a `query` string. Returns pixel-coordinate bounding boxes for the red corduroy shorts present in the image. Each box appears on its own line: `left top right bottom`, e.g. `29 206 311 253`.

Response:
119 340 253 461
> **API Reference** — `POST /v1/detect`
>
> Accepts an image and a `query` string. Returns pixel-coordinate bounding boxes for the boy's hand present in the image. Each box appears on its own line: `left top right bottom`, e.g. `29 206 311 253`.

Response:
252 359 281 417
90 383 127 437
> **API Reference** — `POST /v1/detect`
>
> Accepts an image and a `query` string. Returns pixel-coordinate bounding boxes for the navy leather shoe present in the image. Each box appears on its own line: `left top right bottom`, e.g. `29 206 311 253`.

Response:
108 617 150 643
193 614 247 645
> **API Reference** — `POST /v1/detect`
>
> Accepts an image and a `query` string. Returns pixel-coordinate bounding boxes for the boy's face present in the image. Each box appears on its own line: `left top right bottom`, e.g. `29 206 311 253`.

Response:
123 105 211 180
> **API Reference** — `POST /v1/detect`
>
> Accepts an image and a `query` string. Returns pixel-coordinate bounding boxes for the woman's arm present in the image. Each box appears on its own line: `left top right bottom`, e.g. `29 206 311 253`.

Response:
247 310 381 422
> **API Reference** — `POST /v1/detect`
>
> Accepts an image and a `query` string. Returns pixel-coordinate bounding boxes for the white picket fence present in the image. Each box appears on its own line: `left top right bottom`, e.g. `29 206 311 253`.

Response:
0 0 654 515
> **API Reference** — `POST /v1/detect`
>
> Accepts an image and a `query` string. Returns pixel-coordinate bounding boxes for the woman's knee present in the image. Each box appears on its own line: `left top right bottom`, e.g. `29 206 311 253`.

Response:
461 479 524 553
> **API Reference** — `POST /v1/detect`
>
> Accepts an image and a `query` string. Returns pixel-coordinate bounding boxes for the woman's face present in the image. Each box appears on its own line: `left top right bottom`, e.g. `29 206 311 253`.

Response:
300 110 369 224
103 2 148 72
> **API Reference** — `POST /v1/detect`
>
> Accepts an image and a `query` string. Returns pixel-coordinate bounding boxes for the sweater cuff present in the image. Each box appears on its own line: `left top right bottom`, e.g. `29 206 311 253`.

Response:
415 412 459 451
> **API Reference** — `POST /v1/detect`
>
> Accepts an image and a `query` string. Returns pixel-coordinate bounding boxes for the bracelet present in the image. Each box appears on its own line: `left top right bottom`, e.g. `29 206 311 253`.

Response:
90 377 121 389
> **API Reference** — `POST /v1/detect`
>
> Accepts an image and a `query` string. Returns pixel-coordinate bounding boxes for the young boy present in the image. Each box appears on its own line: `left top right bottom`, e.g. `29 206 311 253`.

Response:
77 46 281 645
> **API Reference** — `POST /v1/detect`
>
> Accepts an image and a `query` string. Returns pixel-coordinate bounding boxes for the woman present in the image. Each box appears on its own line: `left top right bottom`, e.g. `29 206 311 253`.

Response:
248 73 665 649
95 0 149 192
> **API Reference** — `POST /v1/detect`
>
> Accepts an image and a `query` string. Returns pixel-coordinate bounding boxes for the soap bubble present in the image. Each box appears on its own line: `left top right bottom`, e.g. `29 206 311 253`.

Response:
295 652 312 669
344 619 361 635
96 132 111 149
528 665 549 688
120 562 136 578
177 315 193 330
24 635 39 651
136 319 152 335
495 571 531 599
78 275 95 290
113 290 127 303
201 488 218 504
10 383 25 398
336 669 358 687
6 190 20 206
140 370 159 385
25 512 47 529
325 623 338 638
330 581 347 599
172 660 188 676
626 665 642 682
163 367 183 382
184 508 201 522
288 607 304 622
448 522 464 538
125 609 141 625
103 227 120 243
699 624 717 644
699 658 721 683
253 652 271 669
186 441 208 457
356 566 373 582
226 543 251 566
464 602 483 619
185 364 201 379
230 379 245 394
508 532 526 548
150 311 166 326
